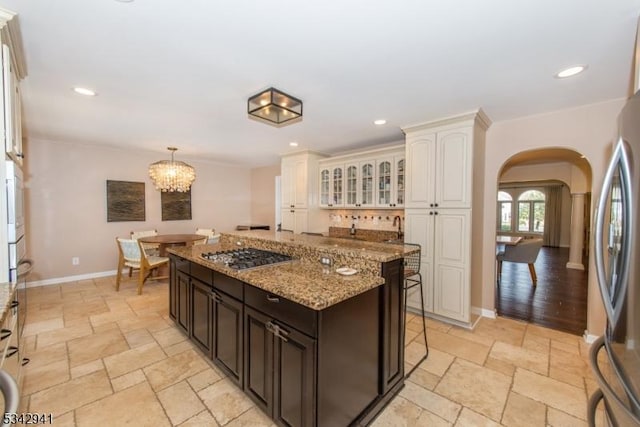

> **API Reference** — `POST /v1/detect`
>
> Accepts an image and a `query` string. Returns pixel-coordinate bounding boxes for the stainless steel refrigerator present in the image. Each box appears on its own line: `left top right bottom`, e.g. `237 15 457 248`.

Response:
589 88 640 426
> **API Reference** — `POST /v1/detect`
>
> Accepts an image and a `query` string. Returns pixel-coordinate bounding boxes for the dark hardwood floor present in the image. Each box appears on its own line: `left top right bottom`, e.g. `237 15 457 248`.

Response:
496 246 588 336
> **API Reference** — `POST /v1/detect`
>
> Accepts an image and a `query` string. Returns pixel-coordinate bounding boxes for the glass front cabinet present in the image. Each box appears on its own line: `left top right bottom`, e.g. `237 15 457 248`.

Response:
318 146 404 209
319 164 345 208
376 155 405 208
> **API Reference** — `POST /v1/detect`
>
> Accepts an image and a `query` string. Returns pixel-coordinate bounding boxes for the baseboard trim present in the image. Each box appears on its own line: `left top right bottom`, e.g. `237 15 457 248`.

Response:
583 332 599 344
471 306 497 319
26 270 117 288
566 262 585 270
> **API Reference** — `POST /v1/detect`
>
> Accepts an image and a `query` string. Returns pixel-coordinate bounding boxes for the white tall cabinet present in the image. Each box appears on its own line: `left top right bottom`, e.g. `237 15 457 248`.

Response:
280 151 327 234
403 111 490 325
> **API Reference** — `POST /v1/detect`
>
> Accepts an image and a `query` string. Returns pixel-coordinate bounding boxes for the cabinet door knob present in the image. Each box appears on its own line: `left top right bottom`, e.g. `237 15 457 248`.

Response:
429 212 434 216
434 211 438 215
429 203 434 207
434 203 439 207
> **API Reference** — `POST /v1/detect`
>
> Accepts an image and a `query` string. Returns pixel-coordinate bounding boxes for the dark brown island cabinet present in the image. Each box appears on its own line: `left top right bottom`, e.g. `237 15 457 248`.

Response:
169 254 404 427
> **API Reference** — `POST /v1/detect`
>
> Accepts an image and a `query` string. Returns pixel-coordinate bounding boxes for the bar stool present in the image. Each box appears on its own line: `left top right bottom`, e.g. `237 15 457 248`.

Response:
403 243 429 378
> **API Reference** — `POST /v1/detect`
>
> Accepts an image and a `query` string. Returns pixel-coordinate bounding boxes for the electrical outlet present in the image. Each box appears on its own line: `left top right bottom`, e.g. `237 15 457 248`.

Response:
72 257 80 265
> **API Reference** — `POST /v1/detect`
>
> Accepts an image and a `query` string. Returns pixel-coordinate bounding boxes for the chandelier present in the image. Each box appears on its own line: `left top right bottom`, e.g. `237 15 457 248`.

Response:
248 87 302 126
148 147 195 192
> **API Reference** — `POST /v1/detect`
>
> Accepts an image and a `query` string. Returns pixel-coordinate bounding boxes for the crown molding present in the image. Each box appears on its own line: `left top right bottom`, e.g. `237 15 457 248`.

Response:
0 7 27 79
401 108 492 134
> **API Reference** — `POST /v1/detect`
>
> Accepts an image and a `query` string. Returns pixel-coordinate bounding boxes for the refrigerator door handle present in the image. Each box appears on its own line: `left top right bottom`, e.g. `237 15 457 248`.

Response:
589 336 640 425
587 388 603 427
594 139 633 328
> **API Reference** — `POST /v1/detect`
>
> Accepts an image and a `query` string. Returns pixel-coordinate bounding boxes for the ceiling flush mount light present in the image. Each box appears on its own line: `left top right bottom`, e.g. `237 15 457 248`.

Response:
289 142 299 147
555 65 587 79
73 87 96 96
374 119 387 125
248 87 302 126
148 147 195 192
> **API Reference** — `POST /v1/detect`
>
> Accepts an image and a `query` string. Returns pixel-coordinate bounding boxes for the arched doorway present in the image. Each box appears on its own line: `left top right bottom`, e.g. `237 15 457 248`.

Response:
495 148 593 335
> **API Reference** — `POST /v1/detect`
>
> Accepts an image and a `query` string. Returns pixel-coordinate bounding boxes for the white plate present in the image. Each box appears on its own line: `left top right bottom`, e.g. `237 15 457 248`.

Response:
336 267 358 276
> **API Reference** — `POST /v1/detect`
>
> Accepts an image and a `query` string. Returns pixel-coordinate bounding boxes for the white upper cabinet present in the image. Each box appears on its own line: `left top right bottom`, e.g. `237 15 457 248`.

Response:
375 154 405 208
319 163 345 208
341 159 377 208
2 44 21 166
318 145 404 209
0 10 27 168
405 126 471 209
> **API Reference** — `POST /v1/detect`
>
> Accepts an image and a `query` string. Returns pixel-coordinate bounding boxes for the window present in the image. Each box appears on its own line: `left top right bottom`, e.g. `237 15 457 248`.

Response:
518 190 545 233
497 191 512 231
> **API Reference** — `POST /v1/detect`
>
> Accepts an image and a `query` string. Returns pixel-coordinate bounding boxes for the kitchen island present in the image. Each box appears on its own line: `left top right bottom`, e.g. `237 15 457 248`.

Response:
168 231 415 427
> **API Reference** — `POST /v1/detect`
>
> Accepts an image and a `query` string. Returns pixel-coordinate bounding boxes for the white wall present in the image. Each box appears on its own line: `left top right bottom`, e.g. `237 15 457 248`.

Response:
480 98 625 337
24 138 251 282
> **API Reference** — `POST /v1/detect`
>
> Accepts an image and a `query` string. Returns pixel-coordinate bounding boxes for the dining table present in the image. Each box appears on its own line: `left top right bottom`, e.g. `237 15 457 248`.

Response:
496 235 523 246
138 233 206 257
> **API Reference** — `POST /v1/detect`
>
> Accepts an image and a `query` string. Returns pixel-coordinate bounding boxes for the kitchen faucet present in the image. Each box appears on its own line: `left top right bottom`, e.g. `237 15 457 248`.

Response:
393 215 403 239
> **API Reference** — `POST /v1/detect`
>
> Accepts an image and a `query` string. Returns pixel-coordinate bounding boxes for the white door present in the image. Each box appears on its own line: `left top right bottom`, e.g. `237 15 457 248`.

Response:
404 209 434 313
436 128 472 208
432 209 470 322
405 133 436 209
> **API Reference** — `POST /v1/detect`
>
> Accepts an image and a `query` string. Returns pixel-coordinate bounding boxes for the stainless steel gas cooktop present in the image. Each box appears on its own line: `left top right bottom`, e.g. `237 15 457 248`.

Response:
201 248 294 270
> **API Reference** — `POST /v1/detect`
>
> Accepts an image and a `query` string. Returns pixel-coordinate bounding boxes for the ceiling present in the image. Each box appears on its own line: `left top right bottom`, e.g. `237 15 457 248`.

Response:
4 0 640 167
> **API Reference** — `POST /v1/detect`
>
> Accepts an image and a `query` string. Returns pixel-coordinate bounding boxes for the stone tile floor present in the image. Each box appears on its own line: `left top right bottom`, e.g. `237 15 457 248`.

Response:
18 276 604 426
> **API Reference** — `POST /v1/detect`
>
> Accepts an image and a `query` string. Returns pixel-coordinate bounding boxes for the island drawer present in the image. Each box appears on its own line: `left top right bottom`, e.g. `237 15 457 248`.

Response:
245 285 317 338
191 262 213 286
213 272 244 300
175 256 190 274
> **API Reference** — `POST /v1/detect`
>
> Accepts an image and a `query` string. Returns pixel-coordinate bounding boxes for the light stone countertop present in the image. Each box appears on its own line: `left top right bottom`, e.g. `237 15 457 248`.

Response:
169 243 385 310
168 231 418 310
221 230 416 263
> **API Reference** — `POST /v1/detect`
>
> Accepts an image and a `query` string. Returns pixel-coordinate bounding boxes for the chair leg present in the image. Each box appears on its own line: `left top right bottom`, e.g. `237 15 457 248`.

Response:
528 263 537 284
497 260 502 277
137 265 146 295
116 259 124 291
405 273 429 379
128 267 133 277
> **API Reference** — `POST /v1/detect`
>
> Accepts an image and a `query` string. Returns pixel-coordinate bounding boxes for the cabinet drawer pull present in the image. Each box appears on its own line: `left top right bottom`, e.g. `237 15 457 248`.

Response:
266 295 280 303
6 346 18 358
0 329 11 341
276 325 289 341
21 357 30 366
10 301 18 309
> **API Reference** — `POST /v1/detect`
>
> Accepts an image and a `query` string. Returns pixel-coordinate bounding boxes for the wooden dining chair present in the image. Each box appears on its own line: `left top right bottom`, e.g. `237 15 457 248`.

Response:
195 228 219 244
116 238 169 294
131 229 160 256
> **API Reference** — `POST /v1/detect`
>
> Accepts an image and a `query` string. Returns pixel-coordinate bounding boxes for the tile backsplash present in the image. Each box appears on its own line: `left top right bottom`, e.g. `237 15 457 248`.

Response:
328 209 404 232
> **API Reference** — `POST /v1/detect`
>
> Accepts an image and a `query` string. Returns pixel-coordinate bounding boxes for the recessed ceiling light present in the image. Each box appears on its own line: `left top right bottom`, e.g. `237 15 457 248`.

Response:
374 119 387 125
555 65 587 79
73 87 97 96
289 142 299 147
114 0 134 3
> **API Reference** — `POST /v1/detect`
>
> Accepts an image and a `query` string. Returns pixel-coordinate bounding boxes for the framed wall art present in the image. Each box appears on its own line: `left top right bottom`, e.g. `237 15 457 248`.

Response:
106 180 146 222
161 190 192 221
